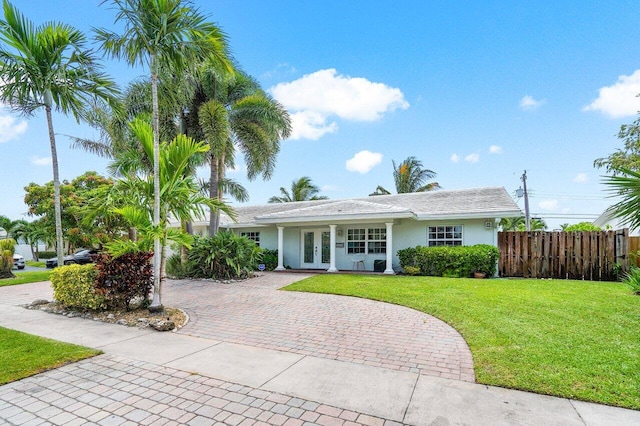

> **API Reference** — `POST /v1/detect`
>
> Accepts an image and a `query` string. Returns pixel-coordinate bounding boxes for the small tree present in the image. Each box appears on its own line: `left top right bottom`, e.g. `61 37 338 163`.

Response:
0 238 16 279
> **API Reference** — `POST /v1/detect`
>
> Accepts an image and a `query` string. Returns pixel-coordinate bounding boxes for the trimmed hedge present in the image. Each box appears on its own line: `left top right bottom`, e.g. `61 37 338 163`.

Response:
37 251 57 259
398 244 499 278
50 264 105 310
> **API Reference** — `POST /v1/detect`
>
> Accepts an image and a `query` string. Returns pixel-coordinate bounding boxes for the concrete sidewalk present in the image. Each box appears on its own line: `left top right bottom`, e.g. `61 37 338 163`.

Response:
1 304 639 425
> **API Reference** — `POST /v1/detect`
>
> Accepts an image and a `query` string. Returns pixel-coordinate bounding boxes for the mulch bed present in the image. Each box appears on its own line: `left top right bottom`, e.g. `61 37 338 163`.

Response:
25 300 188 332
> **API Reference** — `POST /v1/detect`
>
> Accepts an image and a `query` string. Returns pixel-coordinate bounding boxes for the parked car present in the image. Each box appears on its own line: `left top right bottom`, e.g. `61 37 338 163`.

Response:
12 254 25 270
45 249 99 268
72 249 99 265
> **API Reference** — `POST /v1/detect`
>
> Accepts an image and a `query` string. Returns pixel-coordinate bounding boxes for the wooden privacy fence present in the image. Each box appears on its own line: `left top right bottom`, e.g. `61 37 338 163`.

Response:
498 230 629 281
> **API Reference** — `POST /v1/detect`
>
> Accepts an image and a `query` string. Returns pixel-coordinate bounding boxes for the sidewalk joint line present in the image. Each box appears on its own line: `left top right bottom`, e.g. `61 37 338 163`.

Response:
257 354 307 389
401 371 420 425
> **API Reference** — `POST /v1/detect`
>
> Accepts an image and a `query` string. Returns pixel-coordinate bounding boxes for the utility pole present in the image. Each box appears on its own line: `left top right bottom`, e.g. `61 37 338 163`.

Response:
521 170 531 231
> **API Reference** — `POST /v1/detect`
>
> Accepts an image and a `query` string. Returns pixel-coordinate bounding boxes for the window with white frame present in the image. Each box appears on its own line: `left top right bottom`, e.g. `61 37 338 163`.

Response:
367 228 387 254
241 231 260 246
428 225 462 246
347 227 386 254
347 228 366 254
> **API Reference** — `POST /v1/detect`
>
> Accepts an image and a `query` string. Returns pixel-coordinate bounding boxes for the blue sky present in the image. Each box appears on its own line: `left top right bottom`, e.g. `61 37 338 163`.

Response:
2 0 640 230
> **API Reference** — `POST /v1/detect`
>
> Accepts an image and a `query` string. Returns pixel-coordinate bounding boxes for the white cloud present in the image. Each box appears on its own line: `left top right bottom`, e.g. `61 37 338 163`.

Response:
584 70 640 118
0 114 27 143
450 153 460 163
538 199 558 211
260 63 297 80
289 110 338 140
465 153 479 163
345 150 383 174
270 68 409 140
31 156 51 166
489 145 502 154
573 173 589 183
519 95 546 111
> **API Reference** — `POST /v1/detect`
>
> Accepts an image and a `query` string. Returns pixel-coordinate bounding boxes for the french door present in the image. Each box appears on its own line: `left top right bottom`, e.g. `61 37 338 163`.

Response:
300 229 331 269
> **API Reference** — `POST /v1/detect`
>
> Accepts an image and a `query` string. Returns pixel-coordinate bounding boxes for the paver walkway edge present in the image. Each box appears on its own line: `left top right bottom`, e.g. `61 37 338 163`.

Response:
1 276 639 426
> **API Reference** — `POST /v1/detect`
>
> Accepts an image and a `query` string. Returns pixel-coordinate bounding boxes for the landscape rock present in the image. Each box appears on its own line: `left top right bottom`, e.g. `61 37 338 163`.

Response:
30 299 49 307
150 319 175 332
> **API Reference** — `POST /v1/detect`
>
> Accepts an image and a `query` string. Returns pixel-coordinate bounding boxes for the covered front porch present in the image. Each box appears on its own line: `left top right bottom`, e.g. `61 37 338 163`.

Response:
252 198 416 274
272 223 396 274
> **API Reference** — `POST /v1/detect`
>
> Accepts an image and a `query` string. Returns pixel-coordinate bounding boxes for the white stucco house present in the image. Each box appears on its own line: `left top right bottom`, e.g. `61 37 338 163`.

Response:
185 186 521 274
593 209 639 236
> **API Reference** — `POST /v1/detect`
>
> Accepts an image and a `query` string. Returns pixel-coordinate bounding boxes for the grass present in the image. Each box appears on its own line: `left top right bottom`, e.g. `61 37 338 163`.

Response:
0 270 51 287
0 327 100 385
284 275 640 410
26 260 46 268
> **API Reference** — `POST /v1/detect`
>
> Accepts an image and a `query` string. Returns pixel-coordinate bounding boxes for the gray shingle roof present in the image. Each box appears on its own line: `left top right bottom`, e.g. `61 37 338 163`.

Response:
218 187 521 227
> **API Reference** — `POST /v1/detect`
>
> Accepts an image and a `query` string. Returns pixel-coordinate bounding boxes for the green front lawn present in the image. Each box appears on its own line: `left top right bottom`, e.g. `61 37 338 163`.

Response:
26 260 46 268
0 270 51 287
284 275 640 410
0 327 100 385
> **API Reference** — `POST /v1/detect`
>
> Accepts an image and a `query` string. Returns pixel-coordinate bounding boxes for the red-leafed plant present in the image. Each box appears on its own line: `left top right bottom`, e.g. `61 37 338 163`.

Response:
93 252 153 311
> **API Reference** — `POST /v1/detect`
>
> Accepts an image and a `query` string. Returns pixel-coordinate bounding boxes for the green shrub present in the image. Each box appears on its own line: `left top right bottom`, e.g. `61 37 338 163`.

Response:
166 253 188 278
398 244 499 278
37 251 57 259
403 266 421 276
186 232 262 279
50 264 105 310
562 222 602 231
622 267 640 295
261 249 278 271
93 252 153 311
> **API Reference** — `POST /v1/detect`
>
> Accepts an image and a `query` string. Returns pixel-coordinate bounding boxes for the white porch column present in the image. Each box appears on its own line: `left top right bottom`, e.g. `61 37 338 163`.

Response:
275 226 285 271
328 224 338 272
384 222 395 274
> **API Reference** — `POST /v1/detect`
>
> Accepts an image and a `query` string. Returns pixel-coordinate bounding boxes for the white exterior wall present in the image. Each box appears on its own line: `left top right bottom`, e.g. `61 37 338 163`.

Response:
235 218 498 272
185 219 498 272
390 218 497 270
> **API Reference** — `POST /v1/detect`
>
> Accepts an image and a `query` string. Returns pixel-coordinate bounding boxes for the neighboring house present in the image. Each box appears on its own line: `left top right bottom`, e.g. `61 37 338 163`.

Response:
593 209 640 236
187 187 521 274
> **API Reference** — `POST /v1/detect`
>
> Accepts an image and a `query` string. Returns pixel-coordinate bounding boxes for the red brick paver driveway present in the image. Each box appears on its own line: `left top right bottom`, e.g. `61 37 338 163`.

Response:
167 272 475 382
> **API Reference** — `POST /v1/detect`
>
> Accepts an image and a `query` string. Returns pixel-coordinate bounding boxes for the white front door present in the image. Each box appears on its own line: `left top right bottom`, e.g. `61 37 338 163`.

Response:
300 229 331 269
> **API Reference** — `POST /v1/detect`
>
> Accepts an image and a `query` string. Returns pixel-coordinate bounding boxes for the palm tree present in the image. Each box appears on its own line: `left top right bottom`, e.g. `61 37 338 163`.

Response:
19 219 51 261
268 177 328 203
370 156 440 195
106 118 234 304
0 0 119 265
96 0 231 310
188 68 291 234
603 167 640 230
0 215 26 240
500 216 546 231
499 217 525 231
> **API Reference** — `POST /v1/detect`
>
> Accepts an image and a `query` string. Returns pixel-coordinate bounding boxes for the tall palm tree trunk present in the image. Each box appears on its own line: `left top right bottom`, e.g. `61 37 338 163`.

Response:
208 155 219 236
150 56 163 311
45 105 64 264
